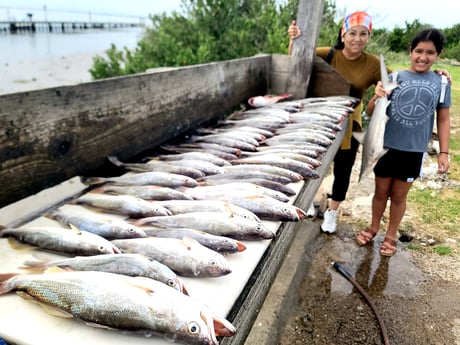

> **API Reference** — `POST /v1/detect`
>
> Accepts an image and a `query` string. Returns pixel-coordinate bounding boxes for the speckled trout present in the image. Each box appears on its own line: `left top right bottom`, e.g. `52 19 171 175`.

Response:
0 226 121 255
0 270 235 344
21 253 188 294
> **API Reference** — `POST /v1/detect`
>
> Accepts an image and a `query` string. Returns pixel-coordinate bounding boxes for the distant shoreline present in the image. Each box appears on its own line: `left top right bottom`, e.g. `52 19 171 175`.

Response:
0 51 105 95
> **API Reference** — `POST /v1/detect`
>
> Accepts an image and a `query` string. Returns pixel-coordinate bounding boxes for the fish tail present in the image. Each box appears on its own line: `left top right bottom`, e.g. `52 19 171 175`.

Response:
107 155 124 167
0 273 19 294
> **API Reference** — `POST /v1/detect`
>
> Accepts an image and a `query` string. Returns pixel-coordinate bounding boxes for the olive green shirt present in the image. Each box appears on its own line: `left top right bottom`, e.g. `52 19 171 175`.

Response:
316 47 382 149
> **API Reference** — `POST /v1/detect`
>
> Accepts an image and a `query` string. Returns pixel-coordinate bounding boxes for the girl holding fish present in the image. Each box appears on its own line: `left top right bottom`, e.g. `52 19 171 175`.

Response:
357 28 451 256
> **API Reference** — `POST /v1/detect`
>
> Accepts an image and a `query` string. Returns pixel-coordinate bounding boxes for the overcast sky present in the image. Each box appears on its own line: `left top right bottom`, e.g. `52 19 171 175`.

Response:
0 0 458 29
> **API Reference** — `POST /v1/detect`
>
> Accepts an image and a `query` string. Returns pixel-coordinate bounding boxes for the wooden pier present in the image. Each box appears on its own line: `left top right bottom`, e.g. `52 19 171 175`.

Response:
0 20 144 33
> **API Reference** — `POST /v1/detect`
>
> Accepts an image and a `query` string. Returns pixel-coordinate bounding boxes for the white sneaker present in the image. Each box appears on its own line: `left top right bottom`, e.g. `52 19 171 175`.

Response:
321 209 337 233
306 202 316 218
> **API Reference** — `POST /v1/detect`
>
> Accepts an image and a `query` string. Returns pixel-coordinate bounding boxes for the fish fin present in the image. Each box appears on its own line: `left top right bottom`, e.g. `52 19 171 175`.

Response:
213 316 236 337
180 237 200 249
44 266 69 274
6 237 37 251
352 131 365 144
68 223 82 235
84 321 118 330
15 291 75 318
223 201 235 218
0 273 19 294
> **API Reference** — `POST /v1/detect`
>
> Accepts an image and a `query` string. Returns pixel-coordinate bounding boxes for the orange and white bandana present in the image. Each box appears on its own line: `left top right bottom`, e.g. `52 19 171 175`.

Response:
341 11 372 36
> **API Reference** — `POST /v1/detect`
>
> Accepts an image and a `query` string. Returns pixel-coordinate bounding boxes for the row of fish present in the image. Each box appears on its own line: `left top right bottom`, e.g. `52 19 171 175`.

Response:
0 94 358 345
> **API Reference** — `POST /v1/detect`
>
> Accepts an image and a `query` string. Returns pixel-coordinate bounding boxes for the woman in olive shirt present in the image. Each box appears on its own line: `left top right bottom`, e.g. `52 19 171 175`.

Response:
289 11 383 233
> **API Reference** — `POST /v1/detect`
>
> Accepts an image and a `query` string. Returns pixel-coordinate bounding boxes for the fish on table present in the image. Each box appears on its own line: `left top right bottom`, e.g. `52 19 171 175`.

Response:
153 199 261 222
143 227 246 254
152 151 232 167
184 190 307 222
133 211 274 241
111 237 232 278
93 184 194 201
81 170 198 188
0 226 121 255
73 193 172 218
107 155 206 179
45 209 147 239
231 156 320 180
216 163 303 183
0 270 235 345
20 253 188 294
248 93 292 107
187 182 290 203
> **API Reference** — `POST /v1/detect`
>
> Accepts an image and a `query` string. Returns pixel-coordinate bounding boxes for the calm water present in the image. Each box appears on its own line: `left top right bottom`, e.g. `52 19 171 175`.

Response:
0 27 145 64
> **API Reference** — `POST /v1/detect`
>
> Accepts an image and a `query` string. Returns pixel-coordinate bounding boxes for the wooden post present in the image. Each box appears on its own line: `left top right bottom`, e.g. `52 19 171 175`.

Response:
285 0 325 99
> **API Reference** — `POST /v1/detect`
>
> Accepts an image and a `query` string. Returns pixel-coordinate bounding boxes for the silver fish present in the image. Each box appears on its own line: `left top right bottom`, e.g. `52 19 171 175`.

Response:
0 270 235 344
143 227 246 254
45 209 147 239
81 171 198 187
231 156 320 179
154 199 260 221
147 158 228 176
154 151 231 167
160 145 239 161
0 226 121 255
107 155 206 179
222 164 303 182
185 191 307 222
353 55 396 181
96 184 194 200
198 170 293 185
187 183 290 203
74 193 172 218
200 177 297 196
20 253 187 294
112 237 232 277
164 142 242 156
189 134 258 151
134 212 274 240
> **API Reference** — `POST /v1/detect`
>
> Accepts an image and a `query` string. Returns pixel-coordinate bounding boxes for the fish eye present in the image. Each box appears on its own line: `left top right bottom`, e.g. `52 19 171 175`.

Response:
209 259 217 267
255 225 262 232
187 321 201 335
128 227 135 233
98 245 106 252
166 279 176 287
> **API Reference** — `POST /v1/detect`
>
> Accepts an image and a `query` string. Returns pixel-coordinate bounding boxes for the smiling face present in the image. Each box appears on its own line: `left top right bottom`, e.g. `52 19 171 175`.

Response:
408 41 439 73
342 25 370 58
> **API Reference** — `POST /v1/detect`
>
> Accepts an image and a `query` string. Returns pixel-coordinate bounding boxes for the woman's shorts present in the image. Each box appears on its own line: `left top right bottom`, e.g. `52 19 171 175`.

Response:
374 148 424 182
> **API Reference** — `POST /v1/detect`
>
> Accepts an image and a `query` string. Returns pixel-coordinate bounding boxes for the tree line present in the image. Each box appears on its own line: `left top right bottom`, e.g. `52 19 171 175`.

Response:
90 0 460 80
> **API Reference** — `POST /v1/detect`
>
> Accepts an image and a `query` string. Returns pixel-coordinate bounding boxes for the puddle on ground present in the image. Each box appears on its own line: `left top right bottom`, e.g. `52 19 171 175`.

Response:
322 231 425 298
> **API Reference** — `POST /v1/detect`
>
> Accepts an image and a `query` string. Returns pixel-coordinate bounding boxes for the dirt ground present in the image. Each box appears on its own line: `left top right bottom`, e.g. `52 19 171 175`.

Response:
277 153 460 345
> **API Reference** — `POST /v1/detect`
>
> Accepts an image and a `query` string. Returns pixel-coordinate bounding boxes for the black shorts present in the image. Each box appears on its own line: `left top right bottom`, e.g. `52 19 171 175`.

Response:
374 149 424 182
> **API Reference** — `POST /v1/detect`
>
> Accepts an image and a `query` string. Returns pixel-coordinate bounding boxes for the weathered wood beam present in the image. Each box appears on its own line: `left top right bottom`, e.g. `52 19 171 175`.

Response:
285 0 326 99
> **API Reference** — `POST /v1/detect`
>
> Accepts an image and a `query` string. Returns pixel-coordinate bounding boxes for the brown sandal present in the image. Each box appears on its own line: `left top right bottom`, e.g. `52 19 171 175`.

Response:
380 237 397 257
356 227 378 246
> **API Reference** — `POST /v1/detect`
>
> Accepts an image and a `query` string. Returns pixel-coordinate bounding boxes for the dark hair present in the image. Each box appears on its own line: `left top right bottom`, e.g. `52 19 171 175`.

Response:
410 28 446 54
333 27 345 50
